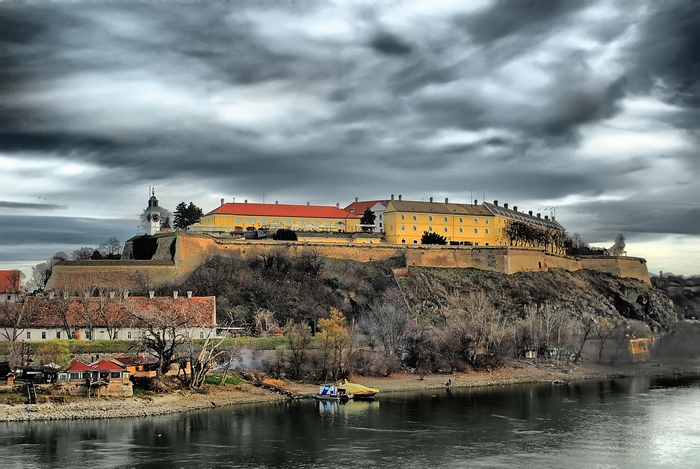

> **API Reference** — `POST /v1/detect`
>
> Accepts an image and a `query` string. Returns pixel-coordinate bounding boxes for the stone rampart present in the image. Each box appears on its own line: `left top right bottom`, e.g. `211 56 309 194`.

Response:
50 234 650 289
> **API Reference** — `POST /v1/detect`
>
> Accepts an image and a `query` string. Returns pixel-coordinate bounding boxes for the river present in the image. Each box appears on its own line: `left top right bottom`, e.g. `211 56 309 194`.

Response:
1 375 699 468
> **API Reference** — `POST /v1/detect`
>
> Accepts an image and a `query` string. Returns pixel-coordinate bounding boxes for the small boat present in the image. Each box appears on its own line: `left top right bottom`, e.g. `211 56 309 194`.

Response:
337 379 380 400
312 384 350 401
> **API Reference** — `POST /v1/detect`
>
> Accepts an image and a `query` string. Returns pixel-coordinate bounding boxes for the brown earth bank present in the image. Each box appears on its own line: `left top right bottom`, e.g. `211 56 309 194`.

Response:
2 356 699 422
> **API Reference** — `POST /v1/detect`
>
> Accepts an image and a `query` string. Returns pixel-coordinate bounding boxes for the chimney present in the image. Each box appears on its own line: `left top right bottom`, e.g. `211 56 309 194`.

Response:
537 213 541 218
221 198 224 206
244 199 248 203
429 197 433 203
84 292 90 300
545 215 549 220
173 291 178 299
474 199 478 205
445 198 449 203
350 209 355 213
399 194 402 201
49 292 55 299
391 194 394 200
123 291 129 299
355 197 358 202
275 200 278 204
528 210 533 216
307 201 310 206
504 203 508 209
149 291 155 299
187 291 193 299
513 206 517 212
336 203 340 208
109 291 115 299
494 200 498 206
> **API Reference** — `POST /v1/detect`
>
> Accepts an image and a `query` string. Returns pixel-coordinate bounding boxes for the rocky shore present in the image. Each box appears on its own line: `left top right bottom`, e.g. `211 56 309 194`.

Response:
2 357 699 422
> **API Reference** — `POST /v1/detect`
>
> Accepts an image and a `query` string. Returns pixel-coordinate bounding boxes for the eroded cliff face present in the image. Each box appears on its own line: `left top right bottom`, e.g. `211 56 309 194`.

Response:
397 267 676 332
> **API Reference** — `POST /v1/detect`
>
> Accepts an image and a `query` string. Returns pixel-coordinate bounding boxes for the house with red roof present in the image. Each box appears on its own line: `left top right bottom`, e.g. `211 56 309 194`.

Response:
344 198 389 233
59 359 133 396
191 200 362 233
0 270 21 303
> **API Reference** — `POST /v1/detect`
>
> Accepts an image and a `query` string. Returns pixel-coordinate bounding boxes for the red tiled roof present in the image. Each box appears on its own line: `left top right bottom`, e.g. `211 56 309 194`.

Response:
343 200 387 215
66 360 92 372
0 270 20 292
0 296 217 328
205 203 360 219
90 360 125 372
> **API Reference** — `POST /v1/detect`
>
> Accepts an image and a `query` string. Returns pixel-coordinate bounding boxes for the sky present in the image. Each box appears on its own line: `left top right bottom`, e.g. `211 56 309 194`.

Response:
1 0 699 278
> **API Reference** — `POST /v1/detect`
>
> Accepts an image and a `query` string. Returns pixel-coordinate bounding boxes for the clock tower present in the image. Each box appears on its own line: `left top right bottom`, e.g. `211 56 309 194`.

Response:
145 188 161 235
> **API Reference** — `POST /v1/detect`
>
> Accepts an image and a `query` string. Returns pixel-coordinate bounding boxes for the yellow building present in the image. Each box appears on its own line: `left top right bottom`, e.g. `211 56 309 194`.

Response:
193 201 362 233
384 197 565 247
384 197 499 245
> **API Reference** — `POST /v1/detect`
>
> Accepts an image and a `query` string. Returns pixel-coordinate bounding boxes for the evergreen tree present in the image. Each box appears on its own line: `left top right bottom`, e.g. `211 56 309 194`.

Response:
360 208 376 232
421 231 447 245
173 202 204 230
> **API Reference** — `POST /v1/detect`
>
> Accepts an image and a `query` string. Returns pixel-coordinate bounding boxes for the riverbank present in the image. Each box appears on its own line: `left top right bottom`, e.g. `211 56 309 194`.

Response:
2 356 699 422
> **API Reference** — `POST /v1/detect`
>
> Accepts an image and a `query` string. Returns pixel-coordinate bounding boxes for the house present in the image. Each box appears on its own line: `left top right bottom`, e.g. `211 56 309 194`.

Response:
111 355 159 378
58 359 133 397
0 270 21 304
191 200 362 233
344 198 389 233
0 293 217 343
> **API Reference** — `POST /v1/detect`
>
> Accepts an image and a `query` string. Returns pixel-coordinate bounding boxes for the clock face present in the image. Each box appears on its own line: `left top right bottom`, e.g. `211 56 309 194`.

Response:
151 212 160 223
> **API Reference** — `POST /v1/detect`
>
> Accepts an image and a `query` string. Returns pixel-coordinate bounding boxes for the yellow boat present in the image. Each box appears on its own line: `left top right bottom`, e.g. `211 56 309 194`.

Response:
337 379 380 400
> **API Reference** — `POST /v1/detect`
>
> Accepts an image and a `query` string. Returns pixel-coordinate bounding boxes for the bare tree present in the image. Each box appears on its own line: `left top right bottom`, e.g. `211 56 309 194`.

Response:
360 288 411 357
99 237 123 258
573 312 597 364
72 247 95 260
285 320 313 380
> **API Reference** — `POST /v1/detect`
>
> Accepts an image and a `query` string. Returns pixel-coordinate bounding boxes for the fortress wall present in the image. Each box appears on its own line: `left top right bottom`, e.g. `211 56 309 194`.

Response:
47 264 177 291
579 257 650 284
545 254 581 271
506 249 547 273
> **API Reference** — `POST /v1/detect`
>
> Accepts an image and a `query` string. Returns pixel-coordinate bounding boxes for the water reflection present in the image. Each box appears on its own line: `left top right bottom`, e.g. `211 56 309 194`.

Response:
1 376 700 468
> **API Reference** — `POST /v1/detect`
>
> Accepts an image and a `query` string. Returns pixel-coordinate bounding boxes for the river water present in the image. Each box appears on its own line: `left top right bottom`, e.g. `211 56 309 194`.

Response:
2 375 700 468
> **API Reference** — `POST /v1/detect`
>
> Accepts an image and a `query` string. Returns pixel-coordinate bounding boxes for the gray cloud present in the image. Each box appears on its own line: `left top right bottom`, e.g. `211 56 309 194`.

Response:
0 0 698 273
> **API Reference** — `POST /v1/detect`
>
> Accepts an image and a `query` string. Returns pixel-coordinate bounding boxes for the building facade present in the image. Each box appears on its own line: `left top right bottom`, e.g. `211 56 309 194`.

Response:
193 201 362 233
344 198 389 233
0 270 21 303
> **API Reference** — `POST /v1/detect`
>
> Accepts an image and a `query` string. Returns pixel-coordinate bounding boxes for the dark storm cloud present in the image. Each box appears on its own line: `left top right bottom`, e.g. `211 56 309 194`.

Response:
369 31 414 56
0 215 136 261
0 0 698 274
0 201 66 210
456 0 588 45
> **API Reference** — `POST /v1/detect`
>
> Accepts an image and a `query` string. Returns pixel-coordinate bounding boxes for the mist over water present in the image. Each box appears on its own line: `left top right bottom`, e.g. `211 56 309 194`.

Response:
2 376 700 468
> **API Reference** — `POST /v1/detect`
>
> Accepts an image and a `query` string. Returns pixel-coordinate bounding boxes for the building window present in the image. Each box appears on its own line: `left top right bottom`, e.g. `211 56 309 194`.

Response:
485 219 489 224
485 243 490 246
429 226 433 231
200 331 205 339
413 240 418 244
444 227 448 233
413 225 417 231
413 215 417 221
474 218 478 223
56 331 61 339
401 239 406 244
380 223 383 228
401 225 405 231
379 215 382 220
127 331 132 339
401 215 405 220
474 228 478 233
485 228 489 234
459 228 463 233
459 217 463 223
444 217 448 222
41 331 46 340
474 242 479 246
26 331 31 340
429 216 433 222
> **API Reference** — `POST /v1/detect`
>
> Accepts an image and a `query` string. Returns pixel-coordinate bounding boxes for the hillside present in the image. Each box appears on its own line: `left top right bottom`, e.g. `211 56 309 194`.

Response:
398 267 676 332
652 274 700 320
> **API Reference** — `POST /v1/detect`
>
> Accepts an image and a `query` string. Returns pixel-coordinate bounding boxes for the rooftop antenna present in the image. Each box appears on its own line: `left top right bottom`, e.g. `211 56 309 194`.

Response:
262 193 265 204
482 190 485 204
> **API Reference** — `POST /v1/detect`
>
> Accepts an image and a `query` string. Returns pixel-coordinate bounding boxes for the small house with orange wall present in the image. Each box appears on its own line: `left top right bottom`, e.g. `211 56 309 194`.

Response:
58 359 133 397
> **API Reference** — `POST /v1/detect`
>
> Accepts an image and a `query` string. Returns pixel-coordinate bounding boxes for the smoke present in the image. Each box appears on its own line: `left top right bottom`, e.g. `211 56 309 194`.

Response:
230 347 269 371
